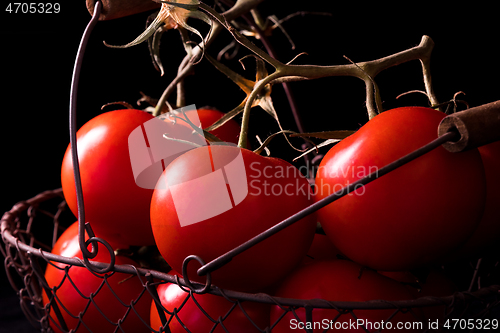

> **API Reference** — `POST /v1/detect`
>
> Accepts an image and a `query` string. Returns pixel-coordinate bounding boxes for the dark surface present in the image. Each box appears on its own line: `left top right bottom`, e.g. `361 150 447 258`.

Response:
0 293 40 333
1 1 499 332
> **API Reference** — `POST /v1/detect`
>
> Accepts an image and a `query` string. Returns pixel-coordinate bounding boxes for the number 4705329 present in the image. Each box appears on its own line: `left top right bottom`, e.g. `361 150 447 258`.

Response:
443 318 499 330
6 3 60 14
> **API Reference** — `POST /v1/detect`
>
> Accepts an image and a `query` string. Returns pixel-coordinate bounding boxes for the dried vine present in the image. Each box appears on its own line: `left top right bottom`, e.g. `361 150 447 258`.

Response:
120 1 440 152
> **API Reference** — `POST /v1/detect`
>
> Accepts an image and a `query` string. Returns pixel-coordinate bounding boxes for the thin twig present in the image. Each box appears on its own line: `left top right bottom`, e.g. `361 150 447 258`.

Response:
153 0 268 116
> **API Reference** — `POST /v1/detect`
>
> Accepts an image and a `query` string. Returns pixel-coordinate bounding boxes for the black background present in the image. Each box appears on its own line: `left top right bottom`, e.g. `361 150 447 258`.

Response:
1 1 499 331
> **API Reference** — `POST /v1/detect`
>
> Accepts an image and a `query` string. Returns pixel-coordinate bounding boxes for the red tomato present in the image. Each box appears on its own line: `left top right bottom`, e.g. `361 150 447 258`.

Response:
61 109 198 246
270 260 422 332
314 107 486 271
150 273 270 332
150 145 316 291
459 140 500 254
43 222 152 333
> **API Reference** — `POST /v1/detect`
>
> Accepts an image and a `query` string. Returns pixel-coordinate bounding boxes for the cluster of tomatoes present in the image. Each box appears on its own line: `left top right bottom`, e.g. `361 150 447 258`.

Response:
43 105 499 332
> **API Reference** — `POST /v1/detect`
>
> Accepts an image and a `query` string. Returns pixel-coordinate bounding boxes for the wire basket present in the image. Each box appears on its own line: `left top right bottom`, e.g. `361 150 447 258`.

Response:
1 188 500 333
2 1 500 332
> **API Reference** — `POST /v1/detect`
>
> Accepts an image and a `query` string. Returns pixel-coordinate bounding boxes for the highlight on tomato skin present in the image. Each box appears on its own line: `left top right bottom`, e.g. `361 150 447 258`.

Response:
61 109 158 247
150 273 270 333
150 144 317 292
61 108 206 247
42 222 152 333
60 105 245 247
314 107 487 272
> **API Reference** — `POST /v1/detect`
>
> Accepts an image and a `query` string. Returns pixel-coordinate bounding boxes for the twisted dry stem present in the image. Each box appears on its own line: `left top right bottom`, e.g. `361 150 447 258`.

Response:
152 0 267 116
157 1 438 148
230 34 436 147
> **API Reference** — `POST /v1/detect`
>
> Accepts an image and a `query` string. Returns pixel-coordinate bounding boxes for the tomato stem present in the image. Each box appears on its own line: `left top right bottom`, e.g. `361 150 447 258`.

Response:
420 55 441 111
236 73 277 148
225 32 438 123
160 4 439 141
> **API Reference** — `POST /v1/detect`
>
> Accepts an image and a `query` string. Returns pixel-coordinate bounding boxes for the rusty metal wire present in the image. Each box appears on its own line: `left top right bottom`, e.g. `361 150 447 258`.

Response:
1 188 500 332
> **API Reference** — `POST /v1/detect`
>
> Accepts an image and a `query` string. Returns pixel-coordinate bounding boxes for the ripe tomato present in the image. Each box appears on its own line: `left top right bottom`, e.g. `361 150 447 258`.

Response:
43 222 151 333
270 260 422 332
150 273 270 332
150 145 316 291
459 140 500 254
61 109 198 246
314 107 486 271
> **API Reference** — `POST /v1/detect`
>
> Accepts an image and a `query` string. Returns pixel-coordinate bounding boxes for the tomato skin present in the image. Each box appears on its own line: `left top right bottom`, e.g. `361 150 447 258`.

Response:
270 260 422 333
150 274 270 332
150 145 316 292
61 109 156 246
314 107 486 271
459 140 500 254
61 109 200 246
42 222 151 333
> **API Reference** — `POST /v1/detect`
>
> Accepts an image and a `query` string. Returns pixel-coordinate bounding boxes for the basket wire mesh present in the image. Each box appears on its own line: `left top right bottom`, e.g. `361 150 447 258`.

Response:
2 189 500 332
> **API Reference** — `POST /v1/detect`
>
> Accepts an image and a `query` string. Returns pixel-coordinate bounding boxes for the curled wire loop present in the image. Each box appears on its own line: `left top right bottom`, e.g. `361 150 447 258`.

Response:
81 237 116 274
181 255 212 295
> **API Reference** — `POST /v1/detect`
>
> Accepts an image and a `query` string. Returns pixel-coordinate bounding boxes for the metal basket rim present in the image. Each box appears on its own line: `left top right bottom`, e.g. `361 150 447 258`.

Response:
2 188 499 312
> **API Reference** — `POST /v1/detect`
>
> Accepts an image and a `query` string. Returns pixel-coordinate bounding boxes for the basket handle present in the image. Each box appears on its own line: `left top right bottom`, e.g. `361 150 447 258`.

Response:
197 101 500 277
70 1 117 274
196 130 458 276
86 0 161 20
438 100 500 152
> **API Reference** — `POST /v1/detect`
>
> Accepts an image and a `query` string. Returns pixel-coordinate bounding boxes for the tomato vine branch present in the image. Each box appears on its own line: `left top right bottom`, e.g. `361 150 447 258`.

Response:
196 2 438 146
152 1 438 152
255 35 436 119
153 0 267 116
